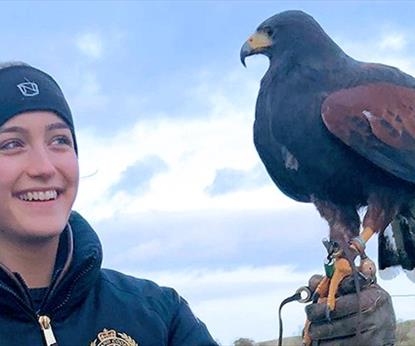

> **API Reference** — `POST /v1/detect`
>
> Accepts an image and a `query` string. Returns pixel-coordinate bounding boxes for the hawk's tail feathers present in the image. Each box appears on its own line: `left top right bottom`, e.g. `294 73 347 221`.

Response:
378 212 415 283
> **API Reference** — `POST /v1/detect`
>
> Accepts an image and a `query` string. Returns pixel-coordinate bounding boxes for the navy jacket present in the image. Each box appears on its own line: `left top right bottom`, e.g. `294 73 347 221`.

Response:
0 211 218 346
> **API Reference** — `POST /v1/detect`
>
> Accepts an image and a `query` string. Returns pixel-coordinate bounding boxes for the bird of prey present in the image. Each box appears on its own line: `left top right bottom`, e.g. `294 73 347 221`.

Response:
240 10 415 311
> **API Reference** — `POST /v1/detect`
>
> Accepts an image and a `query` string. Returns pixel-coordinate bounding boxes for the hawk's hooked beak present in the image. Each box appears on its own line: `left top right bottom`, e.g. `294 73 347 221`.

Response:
240 31 272 67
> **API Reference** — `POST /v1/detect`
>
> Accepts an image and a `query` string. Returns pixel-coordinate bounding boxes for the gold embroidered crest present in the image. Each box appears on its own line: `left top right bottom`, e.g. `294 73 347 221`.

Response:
90 328 138 346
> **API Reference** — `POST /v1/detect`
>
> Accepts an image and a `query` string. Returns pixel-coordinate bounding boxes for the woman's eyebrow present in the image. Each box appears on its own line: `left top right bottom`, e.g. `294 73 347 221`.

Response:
0 126 28 135
46 122 70 131
0 122 70 135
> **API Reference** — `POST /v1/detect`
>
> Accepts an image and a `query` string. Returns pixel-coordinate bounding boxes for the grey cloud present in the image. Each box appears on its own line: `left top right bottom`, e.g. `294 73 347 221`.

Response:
109 155 168 195
92 207 380 302
90 206 383 345
94 208 337 273
205 165 271 196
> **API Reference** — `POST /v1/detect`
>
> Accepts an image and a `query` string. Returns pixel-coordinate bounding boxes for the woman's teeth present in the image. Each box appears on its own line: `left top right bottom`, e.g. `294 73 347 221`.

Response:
18 190 58 201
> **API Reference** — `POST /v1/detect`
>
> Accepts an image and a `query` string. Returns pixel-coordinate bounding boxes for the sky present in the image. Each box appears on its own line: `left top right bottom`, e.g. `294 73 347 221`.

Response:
2 1 415 344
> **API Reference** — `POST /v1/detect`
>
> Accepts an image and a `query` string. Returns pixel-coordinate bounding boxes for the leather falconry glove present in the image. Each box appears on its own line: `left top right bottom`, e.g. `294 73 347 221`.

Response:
304 274 396 346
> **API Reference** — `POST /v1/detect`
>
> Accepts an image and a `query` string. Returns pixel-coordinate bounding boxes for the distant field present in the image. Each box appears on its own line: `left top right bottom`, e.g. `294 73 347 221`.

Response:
232 320 415 346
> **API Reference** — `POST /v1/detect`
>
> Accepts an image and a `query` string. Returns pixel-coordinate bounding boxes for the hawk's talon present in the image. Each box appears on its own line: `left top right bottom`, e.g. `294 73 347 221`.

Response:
312 291 320 304
314 243 375 312
325 306 332 322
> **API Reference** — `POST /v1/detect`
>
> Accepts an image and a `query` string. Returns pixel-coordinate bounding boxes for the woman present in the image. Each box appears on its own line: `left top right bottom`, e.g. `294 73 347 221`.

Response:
0 62 217 346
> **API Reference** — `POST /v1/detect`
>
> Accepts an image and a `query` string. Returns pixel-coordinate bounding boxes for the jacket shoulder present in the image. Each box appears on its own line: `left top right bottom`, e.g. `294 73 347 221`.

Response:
99 268 181 314
98 269 218 345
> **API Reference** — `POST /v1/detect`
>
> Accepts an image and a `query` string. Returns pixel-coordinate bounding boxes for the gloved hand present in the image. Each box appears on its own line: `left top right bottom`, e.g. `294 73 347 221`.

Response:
304 274 396 346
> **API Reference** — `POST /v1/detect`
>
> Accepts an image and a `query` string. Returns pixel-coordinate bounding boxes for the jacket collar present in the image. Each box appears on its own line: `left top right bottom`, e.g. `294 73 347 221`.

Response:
0 211 103 320
42 211 103 319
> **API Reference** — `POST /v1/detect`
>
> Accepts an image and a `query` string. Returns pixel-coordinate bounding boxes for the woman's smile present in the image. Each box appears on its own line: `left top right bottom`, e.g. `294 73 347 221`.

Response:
16 188 61 201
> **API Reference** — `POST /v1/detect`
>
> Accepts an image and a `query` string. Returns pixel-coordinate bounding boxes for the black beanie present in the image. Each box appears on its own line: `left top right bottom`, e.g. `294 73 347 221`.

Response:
0 64 77 153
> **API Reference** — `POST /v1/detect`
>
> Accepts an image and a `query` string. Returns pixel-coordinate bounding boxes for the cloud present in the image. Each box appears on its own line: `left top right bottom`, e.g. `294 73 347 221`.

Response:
96 208 327 273
379 33 407 51
73 63 301 221
116 240 165 262
76 32 103 59
335 29 415 75
206 164 270 196
109 155 168 195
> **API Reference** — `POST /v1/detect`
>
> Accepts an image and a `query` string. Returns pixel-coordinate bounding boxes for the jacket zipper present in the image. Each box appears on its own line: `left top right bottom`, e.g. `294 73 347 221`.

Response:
38 315 58 346
0 283 56 346
35 259 95 346
34 257 95 346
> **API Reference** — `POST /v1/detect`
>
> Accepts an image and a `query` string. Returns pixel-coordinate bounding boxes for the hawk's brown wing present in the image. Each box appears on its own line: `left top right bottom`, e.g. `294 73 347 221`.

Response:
322 82 415 183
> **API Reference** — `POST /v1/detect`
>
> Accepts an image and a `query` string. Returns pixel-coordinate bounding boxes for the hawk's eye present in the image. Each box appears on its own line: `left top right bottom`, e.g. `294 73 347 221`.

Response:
262 26 274 37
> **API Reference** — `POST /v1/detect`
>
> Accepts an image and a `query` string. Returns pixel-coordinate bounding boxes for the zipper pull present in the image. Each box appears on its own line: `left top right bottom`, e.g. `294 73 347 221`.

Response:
38 315 58 346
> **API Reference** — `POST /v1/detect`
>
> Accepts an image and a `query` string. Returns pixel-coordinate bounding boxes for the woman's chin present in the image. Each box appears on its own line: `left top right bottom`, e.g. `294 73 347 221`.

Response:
8 219 67 244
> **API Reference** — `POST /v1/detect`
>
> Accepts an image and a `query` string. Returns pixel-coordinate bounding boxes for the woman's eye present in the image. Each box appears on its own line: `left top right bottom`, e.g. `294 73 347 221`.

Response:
51 135 73 147
0 140 23 151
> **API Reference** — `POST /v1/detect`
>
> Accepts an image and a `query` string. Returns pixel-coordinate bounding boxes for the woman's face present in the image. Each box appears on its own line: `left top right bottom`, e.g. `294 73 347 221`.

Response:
0 111 79 244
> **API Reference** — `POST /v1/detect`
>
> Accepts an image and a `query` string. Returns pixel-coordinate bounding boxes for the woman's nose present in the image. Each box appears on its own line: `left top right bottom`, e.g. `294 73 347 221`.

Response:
25 147 57 179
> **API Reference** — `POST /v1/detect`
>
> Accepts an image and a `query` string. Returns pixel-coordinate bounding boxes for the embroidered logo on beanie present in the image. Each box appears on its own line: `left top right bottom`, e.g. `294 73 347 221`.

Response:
17 78 39 96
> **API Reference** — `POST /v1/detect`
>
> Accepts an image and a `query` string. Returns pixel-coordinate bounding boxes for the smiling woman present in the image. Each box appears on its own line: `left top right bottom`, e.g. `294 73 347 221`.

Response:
0 62 218 346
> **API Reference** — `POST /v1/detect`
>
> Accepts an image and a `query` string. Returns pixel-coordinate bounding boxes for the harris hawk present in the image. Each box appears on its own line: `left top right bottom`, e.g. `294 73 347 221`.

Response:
240 10 415 311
